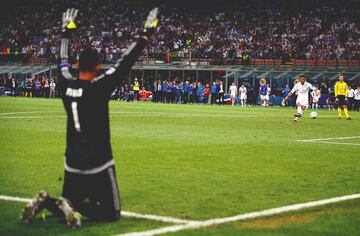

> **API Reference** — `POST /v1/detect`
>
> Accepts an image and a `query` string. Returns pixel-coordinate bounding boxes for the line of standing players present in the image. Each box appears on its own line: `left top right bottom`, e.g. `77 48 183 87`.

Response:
151 80 227 105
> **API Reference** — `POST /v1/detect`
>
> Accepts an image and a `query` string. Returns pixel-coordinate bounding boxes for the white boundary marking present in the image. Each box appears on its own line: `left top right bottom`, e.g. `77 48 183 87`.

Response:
0 111 61 116
116 193 360 236
1 193 360 236
0 195 32 203
298 136 360 142
297 136 360 146
301 141 360 146
121 212 198 224
0 116 67 119
0 195 194 224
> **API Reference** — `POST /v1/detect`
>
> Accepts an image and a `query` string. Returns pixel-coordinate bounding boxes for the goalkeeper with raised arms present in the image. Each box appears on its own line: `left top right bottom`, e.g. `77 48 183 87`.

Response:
20 7 159 228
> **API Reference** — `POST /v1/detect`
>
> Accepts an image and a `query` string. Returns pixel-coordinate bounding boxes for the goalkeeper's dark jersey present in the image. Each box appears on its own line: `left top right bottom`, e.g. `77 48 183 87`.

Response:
58 35 147 174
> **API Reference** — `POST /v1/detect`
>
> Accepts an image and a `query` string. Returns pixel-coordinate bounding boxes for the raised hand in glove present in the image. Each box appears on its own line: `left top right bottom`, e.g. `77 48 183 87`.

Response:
62 8 78 32
142 7 159 38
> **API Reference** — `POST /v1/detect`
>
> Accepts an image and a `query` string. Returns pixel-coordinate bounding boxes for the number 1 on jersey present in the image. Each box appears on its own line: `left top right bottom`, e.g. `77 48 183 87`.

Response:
71 102 81 132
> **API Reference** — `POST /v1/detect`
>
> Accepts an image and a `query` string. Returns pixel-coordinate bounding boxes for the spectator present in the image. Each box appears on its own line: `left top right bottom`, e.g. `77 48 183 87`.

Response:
210 81 218 105
5 74 18 97
327 84 336 110
19 79 26 97
1 1 358 64
203 84 210 104
189 82 196 104
25 78 33 97
133 78 140 101
196 82 203 103
176 81 183 103
218 81 225 105
33 77 41 97
161 81 167 103
49 79 56 98
282 84 291 107
152 80 158 103
348 85 355 110
354 85 360 111
42 76 50 98
182 80 190 104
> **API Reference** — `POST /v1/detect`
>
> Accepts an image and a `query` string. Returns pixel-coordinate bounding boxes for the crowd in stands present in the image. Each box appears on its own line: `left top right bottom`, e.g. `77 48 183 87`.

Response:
0 0 359 64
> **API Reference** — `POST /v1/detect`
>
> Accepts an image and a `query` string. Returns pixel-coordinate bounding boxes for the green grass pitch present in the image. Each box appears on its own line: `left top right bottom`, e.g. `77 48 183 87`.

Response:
0 97 359 235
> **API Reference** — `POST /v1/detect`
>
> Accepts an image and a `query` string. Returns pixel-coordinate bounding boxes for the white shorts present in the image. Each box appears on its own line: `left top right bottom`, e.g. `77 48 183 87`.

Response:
230 94 236 99
261 95 269 101
296 97 309 108
312 96 320 103
240 95 247 100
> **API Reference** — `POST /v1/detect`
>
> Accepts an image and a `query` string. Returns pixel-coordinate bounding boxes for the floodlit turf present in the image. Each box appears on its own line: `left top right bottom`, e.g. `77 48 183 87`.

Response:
0 97 359 235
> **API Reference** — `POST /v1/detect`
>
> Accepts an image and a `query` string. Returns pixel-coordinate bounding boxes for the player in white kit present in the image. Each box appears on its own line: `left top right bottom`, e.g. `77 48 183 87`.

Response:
239 84 247 106
285 75 313 122
229 82 237 106
311 85 321 110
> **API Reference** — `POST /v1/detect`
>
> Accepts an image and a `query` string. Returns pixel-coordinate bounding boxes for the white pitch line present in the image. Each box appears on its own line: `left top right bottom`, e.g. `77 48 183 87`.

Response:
0 116 67 119
0 195 194 224
297 136 360 142
298 141 360 146
0 111 61 116
297 136 360 146
121 212 198 224
0 195 32 203
116 193 360 236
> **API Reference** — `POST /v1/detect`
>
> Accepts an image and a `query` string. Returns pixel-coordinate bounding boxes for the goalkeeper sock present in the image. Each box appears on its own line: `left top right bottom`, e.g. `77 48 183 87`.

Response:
337 108 342 117
344 107 350 118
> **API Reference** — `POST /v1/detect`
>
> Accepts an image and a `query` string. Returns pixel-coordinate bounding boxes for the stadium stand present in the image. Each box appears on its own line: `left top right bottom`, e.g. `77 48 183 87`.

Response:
0 0 359 107
0 0 359 65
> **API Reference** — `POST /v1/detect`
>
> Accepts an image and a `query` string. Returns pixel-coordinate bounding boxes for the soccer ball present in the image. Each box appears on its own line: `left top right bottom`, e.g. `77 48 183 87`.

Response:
310 111 318 119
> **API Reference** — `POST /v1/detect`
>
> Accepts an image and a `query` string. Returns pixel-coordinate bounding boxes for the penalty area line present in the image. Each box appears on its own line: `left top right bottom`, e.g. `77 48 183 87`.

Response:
0 195 195 224
0 116 67 119
0 111 62 116
298 140 360 146
297 136 360 146
297 136 360 142
116 193 360 236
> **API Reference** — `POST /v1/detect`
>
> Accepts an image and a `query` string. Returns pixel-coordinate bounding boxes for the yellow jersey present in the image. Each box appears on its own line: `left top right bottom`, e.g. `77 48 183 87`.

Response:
335 81 348 97
133 81 140 91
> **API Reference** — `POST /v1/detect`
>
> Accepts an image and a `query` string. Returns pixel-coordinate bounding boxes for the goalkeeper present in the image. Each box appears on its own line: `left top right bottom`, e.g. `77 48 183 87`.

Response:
20 7 159 228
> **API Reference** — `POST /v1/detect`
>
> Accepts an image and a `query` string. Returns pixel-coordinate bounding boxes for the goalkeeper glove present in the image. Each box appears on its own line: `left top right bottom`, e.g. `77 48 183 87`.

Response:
142 7 159 38
62 8 78 32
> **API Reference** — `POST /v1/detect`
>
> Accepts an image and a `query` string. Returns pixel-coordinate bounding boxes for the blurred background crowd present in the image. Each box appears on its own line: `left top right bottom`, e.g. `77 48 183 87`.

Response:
0 0 359 64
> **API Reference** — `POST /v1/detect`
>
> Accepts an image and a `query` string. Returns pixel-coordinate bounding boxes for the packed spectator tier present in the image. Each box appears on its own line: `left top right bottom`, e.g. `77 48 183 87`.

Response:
0 0 359 64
